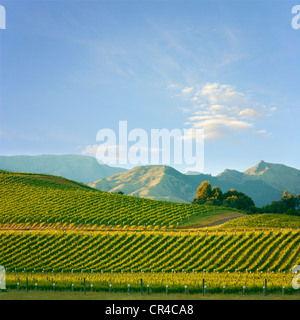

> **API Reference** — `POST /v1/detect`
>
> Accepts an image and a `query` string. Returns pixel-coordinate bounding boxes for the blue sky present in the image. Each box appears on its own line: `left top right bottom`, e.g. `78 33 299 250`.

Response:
0 0 299 175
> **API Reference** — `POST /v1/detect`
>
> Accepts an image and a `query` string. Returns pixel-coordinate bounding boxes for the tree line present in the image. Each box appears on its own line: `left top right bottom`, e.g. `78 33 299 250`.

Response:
192 181 300 215
254 191 300 215
192 181 255 211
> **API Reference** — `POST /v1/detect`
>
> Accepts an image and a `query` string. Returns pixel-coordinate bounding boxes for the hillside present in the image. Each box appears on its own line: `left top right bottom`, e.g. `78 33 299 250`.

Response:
220 213 300 230
2 155 298 207
91 161 300 207
0 170 94 191
90 165 198 203
0 154 127 184
1 170 300 296
0 170 237 230
243 160 300 193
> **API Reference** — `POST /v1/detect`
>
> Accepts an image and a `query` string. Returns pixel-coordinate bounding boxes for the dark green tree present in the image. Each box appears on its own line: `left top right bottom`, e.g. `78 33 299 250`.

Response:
296 194 300 210
222 189 255 211
192 183 254 211
261 191 300 215
210 186 223 206
192 181 212 204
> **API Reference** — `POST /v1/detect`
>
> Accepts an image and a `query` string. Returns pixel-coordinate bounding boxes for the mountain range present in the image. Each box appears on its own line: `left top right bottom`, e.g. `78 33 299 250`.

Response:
0 154 127 184
1 155 299 207
90 161 300 207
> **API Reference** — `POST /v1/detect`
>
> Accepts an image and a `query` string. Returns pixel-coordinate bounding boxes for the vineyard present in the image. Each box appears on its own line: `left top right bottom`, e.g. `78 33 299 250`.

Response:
220 213 300 230
0 230 299 273
0 170 235 230
4 270 297 295
0 170 300 297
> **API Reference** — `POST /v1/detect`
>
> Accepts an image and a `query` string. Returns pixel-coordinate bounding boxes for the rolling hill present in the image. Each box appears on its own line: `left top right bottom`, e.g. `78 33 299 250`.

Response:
91 161 300 207
1 155 299 207
0 169 239 230
220 213 300 230
0 154 127 184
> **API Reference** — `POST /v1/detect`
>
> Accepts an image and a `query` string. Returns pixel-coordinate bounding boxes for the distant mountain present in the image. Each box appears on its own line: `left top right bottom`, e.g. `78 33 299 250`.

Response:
90 165 196 203
185 171 202 175
91 161 300 207
0 155 127 184
243 160 300 193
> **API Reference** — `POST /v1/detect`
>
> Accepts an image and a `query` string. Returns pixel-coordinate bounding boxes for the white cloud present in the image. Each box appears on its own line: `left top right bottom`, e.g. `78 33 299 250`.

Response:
191 116 253 140
82 144 161 166
239 108 261 120
181 87 194 95
197 83 246 105
81 144 99 156
82 144 128 165
166 84 179 90
254 129 271 137
173 82 271 140
255 129 267 135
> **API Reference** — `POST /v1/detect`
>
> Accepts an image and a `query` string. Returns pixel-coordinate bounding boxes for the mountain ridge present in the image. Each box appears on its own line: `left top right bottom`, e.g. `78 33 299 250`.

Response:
0 154 127 184
1 154 298 207
91 161 300 207
244 160 270 175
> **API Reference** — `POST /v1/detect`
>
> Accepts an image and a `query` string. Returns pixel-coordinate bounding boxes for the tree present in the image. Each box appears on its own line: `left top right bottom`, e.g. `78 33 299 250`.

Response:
192 181 212 204
210 186 223 206
261 191 300 215
222 189 255 211
281 190 288 200
192 183 255 211
296 194 300 210
222 195 239 209
113 191 124 195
